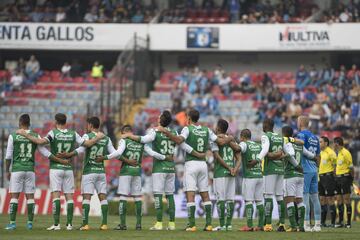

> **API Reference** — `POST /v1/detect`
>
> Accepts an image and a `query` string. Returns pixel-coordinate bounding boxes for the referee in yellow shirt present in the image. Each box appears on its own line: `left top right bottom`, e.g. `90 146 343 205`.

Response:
334 137 354 228
318 136 337 227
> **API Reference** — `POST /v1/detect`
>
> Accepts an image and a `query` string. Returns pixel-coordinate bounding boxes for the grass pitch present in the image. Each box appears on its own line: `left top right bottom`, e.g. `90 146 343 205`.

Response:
0 214 358 240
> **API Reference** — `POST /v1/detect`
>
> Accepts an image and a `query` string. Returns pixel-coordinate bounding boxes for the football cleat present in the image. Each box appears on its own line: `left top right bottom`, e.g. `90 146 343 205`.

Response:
150 222 163 231
264 224 273 232
185 226 197 232
298 227 305 232
203 225 213 231
277 224 286 232
26 222 33 230
100 225 108 230
167 222 176 231
47 224 61 231
114 224 127 230
286 227 297 232
226 225 233 231
253 226 264 231
239 226 253 232
335 223 344 228
66 224 73 231
135 224 142 230
345 224 351 229
311 225 321 232
79 225 90 231
5 223 16 230
212 226 226 231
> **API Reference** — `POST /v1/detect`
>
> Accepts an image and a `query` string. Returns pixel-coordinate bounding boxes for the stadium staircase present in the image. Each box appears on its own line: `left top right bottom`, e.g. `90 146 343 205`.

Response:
0 70 120 187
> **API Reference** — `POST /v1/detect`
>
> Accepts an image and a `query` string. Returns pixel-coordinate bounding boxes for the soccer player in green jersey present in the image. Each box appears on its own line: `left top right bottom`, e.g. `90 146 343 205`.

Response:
211 119 241 231
256 119 296 232
97 124 175 231
230 129 264 232
157 109 234 232
277 126 317 232
5 114 69 230
120 110 204 231
61 117 116 231
16 113 104 231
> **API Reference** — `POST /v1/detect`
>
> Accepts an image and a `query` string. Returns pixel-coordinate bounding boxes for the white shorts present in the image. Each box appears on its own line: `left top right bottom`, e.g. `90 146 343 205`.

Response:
184 161 208 192
9 171 35 194
81 173 107 195
118 175 142 196
49 169 75 193
213 177 235 201
264 174 284 196
284 177 304 198
242 178 263 202
152 173 175 195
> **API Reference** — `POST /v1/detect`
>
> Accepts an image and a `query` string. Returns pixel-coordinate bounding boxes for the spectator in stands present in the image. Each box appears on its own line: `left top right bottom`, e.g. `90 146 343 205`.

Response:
339 8 352 22
10 70 23 91
212 64 223 85
228 0 241 23
143 10 153 23
121 10 131 23
219 72 231 97
61 62 71 78
91 61 104 78
29 6 44 22
84 6 98 23
318 63 334 86
348 64 360 85
70 59 82 77
98 8 109 23
199 70 209 95
0 5 11 21
309 64 319 85
175 68 190 88
16 58 26 74
295 64 310 90
134 108 149 135
208 94 220 116
43 6 54 22
171 9 184 23
55 7 66 22
25 55 40 85
335 64 347 87
132 9 144 23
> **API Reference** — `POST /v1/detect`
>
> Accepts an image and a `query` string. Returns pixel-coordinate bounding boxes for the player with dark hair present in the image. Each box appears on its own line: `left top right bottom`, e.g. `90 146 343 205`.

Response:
318 136 337 227
59 116 116 231
96 124 170 231
230 129 264 231
5 114 69 230
117 111 203 231
333 137 354 228
157 109 234 231
17 113 104 231
256 119 296 232
211 119 241 231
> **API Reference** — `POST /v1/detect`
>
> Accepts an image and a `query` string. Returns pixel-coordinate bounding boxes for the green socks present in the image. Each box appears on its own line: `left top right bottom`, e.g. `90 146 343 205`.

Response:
154 194 163 222
297 202 305 228
100 200 108 225
9 198 18 223
287 202 296 228
66 200 74 225
27 199 35 223
264 198 273 225
53 198 60 225
245 203 254 228
217 201 225 227
166 195 175 222
119 199 127 225
204 201 212 226
256 203 265 227
135 200 142 225
226 201 234 227
187 202 196 227
82 199 90 225
277 200 285 224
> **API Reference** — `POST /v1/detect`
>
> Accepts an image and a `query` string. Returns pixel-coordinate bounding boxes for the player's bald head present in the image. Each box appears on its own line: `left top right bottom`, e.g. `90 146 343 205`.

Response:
297 115 309 129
